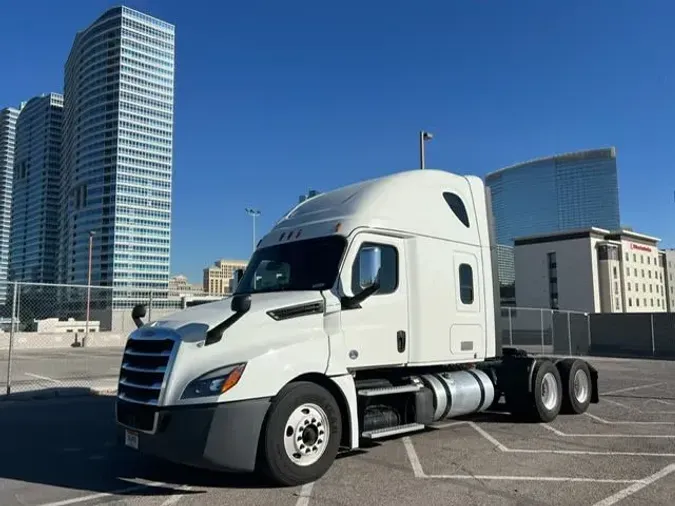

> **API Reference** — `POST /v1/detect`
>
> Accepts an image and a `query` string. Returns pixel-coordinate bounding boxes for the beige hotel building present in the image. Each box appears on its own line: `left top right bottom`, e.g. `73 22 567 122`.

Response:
514 228 672 314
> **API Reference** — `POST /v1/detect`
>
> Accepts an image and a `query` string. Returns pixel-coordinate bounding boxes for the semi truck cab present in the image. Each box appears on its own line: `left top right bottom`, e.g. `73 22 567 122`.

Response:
116 169 598 486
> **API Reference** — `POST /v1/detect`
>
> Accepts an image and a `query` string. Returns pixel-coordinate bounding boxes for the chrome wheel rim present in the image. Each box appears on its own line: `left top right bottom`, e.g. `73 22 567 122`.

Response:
283 403 330 467
541 372 559 411
573 368 590 404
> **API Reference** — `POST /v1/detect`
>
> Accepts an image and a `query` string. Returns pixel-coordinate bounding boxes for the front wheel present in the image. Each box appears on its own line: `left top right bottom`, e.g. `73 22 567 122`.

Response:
259 381 342 486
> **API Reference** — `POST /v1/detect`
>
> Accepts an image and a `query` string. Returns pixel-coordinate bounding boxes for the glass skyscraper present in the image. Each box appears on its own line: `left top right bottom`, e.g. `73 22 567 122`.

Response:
10 93 63 283
0 106 21 301
61 7 175 305
485 147 621 246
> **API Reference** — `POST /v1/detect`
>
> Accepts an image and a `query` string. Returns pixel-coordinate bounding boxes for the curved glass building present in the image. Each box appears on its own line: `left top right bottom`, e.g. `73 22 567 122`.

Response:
485 147 621 246
10 93 63 284
60 7 175 305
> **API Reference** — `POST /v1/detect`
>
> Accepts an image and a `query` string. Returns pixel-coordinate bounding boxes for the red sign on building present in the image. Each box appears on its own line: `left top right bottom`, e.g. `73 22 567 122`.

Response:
630 243 652 253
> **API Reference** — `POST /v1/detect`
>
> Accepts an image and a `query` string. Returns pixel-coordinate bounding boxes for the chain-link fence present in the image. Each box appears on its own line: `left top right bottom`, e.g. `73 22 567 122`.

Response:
0 281 226 397
498 307 591 356
1 281 672 399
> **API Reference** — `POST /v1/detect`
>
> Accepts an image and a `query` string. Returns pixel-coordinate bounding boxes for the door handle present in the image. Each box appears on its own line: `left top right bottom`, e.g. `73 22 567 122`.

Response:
397 330 406 353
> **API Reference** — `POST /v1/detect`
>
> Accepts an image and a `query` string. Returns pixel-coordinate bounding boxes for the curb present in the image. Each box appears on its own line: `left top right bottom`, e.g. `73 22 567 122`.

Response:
0 385 118 403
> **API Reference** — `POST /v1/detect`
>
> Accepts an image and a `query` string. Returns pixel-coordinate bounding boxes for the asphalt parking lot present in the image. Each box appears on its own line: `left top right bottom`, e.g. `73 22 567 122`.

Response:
0 348 122 395
0 356 674 506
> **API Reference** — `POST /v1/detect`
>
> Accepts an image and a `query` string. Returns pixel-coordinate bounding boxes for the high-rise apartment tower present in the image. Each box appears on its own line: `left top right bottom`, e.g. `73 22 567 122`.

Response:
60 6 175 306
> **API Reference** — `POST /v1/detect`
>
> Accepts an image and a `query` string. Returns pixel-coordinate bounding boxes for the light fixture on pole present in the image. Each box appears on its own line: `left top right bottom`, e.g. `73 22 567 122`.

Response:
419 130 433 170
245 208 261 253
85 230 95 342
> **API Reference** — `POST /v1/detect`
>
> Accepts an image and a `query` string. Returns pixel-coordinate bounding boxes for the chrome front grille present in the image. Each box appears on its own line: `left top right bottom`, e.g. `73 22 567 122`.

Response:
117 328 178 406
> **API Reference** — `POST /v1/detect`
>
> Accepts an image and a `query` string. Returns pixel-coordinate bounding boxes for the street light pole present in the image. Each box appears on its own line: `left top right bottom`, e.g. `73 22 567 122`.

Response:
85 231 95 342
245 208 261 253
419 130 433 170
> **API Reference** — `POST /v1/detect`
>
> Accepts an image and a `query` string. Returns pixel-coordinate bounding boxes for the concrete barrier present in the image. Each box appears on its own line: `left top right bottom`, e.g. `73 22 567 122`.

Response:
0 331 127 351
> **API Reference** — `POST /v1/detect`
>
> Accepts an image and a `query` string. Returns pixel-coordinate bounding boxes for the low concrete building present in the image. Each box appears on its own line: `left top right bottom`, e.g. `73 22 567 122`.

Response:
203 259 248 295
169 274 204 297
514 228 667 314
35 317 100 333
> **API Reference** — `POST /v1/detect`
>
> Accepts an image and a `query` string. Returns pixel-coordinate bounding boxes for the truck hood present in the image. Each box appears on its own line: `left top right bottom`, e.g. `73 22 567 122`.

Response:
151 290 325 338
146 290 330 405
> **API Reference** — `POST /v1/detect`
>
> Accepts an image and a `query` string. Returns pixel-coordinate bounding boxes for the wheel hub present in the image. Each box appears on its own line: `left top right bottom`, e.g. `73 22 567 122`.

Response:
541 372 559 411
283 403 330 467
573 368 589 404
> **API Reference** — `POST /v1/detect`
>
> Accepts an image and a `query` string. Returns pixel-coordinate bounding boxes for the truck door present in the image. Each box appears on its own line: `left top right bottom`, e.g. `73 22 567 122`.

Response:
339 233 410 368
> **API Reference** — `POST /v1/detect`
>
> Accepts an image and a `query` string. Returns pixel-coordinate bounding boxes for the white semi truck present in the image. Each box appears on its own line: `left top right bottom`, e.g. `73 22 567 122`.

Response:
115 169 599 486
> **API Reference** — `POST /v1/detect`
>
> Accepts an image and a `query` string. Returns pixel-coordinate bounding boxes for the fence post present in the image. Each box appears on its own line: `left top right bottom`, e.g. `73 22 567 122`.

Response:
6 282 18 395
550 309 555 352
508 307 513 346
148 291 153 323
567 311 572 356
650 313 655 356
540 309 545 354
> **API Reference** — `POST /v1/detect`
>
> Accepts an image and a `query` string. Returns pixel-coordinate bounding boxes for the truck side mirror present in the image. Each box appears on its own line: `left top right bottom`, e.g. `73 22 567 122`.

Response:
231 294 251 313
231 268 244 292
358 246 382 289
132 304 146 329
341 246 382 310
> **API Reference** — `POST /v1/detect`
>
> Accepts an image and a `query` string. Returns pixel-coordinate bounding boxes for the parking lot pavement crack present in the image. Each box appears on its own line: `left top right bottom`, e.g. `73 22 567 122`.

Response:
603 383 665 396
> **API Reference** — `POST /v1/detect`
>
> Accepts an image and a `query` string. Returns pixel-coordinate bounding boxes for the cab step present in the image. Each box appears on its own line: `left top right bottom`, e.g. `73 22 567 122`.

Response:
357 384 422 397
362 423 426 440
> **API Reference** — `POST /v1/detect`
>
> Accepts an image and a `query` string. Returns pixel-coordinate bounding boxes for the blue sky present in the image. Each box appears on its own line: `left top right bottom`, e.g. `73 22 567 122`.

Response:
2 0 675 282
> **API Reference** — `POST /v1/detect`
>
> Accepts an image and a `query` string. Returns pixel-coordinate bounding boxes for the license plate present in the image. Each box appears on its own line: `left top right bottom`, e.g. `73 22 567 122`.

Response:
125 429 139 450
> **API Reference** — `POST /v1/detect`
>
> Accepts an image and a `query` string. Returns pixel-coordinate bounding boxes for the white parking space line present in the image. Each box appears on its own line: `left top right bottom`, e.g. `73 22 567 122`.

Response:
603 398 635 410
295 482 314 506
602 397 675 415
510 448 675 457
403 437 425 478
426 474 641 483
402 436 655 484
603 382 664 395
468 422 508 451
160 485 193 506
427 420 675 458
36 481 168 506
592 463 675 506
650 398 675 406
429 421 466 429
24 372 61 384
584 412 675 425
540 422 675 438
540 423 566 436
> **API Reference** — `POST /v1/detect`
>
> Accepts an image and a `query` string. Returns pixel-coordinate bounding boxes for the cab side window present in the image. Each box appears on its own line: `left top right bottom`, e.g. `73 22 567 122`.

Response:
351 242 399 295
459 263 474 304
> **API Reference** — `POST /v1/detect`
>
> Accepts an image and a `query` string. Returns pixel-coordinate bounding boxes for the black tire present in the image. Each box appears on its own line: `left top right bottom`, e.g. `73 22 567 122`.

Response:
557 359 592 414
506 359 562 423
259 381 342 487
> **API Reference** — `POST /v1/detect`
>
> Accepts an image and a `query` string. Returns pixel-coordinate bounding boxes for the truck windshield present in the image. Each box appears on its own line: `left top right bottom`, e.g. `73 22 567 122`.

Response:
235 235 347 294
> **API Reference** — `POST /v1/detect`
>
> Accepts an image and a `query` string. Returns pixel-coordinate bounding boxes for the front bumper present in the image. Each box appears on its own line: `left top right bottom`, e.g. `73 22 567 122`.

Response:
116 397 271 472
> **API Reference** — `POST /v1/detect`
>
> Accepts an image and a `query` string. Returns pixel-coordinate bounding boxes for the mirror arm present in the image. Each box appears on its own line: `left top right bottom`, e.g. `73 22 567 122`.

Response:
341 281 380 310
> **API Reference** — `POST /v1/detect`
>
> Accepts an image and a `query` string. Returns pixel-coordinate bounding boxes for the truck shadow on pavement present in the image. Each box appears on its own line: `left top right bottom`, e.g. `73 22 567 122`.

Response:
0 392 277 501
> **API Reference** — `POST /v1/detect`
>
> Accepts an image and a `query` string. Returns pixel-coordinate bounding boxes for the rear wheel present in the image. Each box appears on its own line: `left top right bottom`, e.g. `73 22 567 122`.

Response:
259 381 341 486
507 359 562 422
557 358 592 414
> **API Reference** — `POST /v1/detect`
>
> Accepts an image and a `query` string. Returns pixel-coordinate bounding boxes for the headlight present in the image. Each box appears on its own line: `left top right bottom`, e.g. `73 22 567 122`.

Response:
180 363 246 399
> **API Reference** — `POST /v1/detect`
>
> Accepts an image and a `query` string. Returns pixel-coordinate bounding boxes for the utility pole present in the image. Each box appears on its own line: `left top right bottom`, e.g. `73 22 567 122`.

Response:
245 208 261 253
419 130 433 170
85 230 95 342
